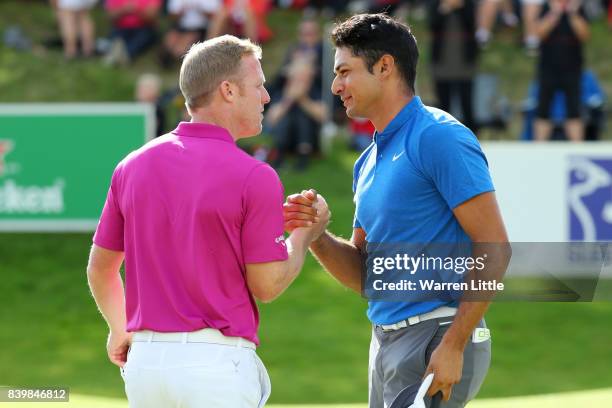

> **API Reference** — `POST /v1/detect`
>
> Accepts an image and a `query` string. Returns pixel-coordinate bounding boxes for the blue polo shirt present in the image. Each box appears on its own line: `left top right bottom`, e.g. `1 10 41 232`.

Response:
353 96 495 325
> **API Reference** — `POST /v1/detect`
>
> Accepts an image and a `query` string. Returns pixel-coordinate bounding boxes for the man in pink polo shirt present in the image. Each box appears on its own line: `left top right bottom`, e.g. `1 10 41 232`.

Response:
87 35 326 407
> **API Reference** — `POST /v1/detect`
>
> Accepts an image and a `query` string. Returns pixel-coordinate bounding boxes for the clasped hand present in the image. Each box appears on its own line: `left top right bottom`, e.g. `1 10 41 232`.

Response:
283 189 330 243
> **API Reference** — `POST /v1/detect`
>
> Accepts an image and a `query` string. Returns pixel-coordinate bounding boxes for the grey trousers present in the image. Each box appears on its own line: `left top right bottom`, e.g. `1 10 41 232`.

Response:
368 317 491 408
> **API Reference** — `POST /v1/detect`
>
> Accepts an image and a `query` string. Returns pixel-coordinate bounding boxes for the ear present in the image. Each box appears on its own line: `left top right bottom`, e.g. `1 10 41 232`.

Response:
219 80 237 103
376 54 395 80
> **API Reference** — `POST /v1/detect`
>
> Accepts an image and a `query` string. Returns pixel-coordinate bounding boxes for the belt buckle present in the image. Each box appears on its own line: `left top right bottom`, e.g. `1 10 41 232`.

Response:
382 320 407 332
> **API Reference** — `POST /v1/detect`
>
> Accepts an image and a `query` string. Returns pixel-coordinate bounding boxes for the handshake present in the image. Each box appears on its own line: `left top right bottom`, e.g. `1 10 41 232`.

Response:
283 189 331 245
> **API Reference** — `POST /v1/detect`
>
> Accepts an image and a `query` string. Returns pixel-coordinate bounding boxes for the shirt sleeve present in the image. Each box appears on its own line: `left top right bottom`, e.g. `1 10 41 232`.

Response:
241 164 289 264
352 213 362 229
93 168 125 251
418 123 495 209
352 174 361 229
352 147 369 229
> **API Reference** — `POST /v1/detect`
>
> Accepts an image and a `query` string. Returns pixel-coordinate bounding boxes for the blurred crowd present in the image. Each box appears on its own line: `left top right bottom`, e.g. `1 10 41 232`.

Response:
7 0 611 169
49 0 277 64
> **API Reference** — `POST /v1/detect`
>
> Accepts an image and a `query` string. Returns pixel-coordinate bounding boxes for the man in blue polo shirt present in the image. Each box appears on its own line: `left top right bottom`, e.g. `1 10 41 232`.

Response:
284 13 510 408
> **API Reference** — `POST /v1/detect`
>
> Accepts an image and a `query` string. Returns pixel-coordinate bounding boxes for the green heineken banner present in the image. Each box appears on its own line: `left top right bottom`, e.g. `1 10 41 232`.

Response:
0 104 154 232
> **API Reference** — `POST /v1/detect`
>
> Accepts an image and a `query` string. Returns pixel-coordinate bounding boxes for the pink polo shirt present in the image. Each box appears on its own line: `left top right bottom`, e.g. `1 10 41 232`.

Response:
93 122 288 345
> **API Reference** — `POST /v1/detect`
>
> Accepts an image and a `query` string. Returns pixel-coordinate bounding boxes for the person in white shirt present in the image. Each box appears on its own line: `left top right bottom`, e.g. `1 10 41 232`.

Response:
161 0 222 66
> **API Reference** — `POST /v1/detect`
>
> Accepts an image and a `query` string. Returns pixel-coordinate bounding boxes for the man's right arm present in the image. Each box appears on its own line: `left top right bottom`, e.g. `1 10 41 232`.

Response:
567 2 590 42
246 228 314 303
535 4 562 39
285 190 366 293
309 228 365 293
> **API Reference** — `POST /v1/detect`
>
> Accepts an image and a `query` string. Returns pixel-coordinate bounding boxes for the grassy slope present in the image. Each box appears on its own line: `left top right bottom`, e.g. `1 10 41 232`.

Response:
1 1 612 404
2 2 611 139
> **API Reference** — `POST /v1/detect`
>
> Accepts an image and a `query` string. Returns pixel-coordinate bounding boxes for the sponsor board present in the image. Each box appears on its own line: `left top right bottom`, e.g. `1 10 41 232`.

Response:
0 104 153 231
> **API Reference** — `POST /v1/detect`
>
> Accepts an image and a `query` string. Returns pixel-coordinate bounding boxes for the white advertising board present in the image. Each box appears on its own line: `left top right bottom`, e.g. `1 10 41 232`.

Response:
482 142 612 242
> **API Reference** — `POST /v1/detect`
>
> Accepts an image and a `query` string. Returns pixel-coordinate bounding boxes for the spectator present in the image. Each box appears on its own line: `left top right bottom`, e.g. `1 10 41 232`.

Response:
428 0 478 132
348 117 374 152
51 0 97 59
159 0 222 68
104 0 162 65
534 0 590 141
207 0 272 42
135 73 166 136
522 0 545 55
475 0 498 48
476 0 541 54
266 18 326 170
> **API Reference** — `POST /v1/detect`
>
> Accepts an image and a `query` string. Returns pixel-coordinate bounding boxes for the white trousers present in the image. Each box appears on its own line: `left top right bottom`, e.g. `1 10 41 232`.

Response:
120 334 271 407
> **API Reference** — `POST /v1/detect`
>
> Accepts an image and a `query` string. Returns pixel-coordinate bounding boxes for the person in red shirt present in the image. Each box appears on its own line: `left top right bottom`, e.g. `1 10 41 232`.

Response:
207 0 273 42
104 0 162 64
348 117 374 152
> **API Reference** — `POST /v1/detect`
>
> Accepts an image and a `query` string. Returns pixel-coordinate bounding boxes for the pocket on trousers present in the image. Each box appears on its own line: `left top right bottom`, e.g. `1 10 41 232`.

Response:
423 321 450 371
120 346 134 382
253 353 271 408
120 365 139 384
465 333 492 401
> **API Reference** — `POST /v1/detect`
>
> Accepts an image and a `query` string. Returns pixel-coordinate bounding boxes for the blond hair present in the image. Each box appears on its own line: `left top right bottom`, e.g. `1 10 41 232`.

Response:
180 35 262 109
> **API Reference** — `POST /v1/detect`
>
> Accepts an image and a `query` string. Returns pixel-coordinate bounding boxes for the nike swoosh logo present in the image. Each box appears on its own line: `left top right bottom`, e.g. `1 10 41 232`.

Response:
392 151 405 161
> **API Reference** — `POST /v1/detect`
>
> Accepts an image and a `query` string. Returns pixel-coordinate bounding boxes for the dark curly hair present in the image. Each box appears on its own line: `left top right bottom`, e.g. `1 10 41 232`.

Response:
331 13 419 93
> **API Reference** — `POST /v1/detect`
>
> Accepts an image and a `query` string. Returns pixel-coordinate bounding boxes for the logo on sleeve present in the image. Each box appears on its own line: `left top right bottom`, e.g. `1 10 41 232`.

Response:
275 235 286 247
392 151 405 162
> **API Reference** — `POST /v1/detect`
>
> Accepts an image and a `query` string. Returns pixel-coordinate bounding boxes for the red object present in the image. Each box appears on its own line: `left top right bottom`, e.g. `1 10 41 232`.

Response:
224 0 273 42
349 117 375 136
290 0 309 8
106 0 161 29
608 0 612 25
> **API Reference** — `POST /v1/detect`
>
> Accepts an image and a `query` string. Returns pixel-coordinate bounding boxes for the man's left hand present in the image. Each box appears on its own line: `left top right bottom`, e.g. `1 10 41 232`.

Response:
424 340 464 401
283 189 319 232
